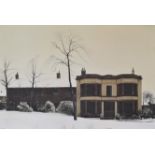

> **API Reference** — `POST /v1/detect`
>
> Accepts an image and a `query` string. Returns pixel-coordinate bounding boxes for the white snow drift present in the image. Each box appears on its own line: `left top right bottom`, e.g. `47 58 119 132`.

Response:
0 110 155 128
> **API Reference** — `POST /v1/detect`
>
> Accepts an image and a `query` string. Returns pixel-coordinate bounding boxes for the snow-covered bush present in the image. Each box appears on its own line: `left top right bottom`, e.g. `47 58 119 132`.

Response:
56 101 74 115
100 113 104 120
115 113 121 120
131 114 139 119
40 101 55 112
17 102 33 112
142 107 153 118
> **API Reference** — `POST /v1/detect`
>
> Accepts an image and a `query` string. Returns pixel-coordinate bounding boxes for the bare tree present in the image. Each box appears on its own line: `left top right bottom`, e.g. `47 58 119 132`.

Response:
28 59 42 88
0 60 13 97
27 59 42 108
52 35 84 120
143 91 154 105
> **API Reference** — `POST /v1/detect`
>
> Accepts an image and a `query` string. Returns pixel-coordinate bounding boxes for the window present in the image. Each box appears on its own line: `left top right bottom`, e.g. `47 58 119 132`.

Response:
117 101 137 115
80 84 101 96
87 101 95 114
80 101 101 117
81 101 87 115
96 101 101 115
106 85 112 96
117 83 138 96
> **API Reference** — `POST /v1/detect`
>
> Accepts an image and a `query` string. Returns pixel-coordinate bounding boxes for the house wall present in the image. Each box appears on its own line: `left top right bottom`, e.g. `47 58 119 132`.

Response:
76 76 142 117
7 87 76 111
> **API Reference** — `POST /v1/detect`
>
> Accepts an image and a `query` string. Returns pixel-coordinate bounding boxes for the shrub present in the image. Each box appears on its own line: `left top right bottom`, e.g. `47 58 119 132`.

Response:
56 101 73 115
142 107 153 118
131 114 139 119
17 102 33 112
40 101 55 112
100 113 104 119
115 113 121 120
0 102 6 110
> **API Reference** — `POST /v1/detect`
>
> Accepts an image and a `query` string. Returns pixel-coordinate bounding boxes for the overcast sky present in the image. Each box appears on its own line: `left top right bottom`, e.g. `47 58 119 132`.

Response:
0 25 154 95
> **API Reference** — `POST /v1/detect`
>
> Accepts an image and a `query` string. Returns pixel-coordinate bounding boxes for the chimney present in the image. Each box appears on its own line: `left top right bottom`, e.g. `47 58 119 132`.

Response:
81 68 86 76
15 72 19 80
132 67 135 74
57 71 61 79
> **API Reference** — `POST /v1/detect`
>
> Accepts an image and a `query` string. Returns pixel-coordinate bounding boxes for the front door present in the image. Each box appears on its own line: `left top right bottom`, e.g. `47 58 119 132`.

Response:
104 102 115 119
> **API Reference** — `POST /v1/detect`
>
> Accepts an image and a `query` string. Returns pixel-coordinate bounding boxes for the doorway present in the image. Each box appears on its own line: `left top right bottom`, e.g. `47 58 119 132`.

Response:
104 101 115 119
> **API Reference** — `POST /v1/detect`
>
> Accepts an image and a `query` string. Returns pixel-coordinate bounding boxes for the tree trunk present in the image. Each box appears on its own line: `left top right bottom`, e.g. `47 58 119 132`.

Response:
30 77 35 108
67 55 77 120
5 85 8 110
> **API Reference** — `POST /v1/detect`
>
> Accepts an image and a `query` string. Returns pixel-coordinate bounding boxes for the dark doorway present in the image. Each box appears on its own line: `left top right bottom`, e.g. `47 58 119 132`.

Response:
104 102 115 118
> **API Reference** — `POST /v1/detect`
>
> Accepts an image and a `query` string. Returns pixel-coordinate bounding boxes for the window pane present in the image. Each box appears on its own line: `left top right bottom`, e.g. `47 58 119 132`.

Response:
97 102 101 115
80 101 86 115
106 86 112 96
117 101 138 115
80 84 101 96
87 101 95 114
117 83 137 96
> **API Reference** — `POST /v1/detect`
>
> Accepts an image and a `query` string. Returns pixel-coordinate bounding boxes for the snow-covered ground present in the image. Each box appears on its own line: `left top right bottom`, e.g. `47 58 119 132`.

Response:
0 110 155 129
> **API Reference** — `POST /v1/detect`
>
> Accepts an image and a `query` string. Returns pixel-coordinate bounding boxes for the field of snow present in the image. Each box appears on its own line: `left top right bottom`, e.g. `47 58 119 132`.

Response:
0 110 155 128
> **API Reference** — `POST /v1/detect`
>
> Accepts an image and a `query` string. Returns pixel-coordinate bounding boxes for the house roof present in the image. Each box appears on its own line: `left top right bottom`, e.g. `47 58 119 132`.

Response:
7 87 76 90
76 74 142 80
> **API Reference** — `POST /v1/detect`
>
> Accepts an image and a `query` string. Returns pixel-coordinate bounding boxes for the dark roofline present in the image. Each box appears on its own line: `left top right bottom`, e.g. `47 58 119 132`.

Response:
7 87 76 90
76 74 142 80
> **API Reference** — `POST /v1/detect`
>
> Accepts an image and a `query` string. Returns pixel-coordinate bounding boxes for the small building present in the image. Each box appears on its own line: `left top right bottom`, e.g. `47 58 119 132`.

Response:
76 73 142 118
7 87 76 111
